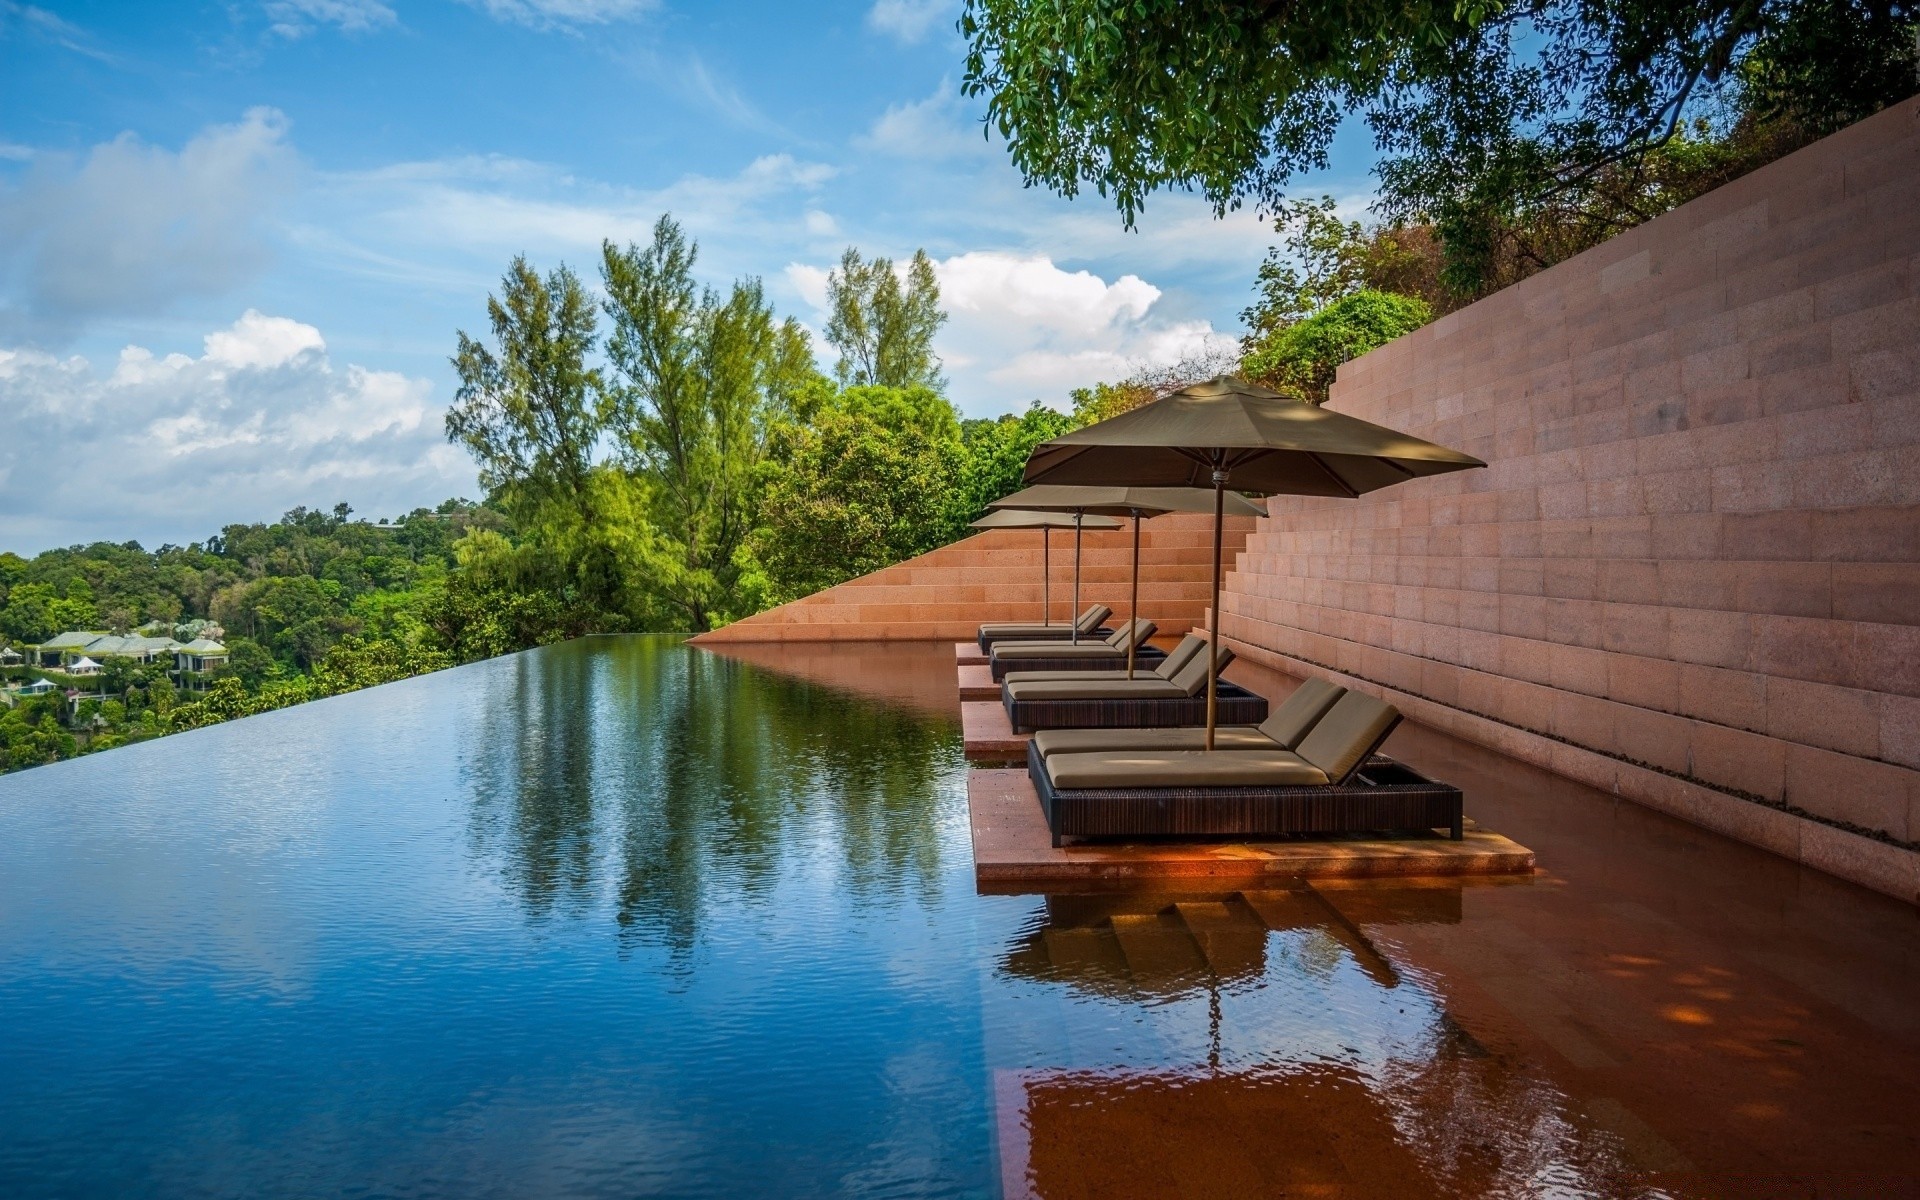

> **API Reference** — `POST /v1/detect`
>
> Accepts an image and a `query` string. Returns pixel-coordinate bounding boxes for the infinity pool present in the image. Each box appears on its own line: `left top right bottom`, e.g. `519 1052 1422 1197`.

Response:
2 635 1917 1197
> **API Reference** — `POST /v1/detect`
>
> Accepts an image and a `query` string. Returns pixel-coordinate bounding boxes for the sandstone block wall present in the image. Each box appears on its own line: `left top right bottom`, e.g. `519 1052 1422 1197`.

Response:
694 512 1257 643
1221 98 1920 903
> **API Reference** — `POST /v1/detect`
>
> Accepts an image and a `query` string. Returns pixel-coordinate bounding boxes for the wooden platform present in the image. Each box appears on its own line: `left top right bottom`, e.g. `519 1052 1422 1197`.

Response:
958 664 999 701
968 768 1535 889
964 702 1030 762
956 641 988 667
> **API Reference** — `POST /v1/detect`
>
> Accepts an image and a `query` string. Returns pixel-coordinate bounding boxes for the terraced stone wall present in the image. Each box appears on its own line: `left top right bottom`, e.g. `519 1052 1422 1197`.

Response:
693 512 1257 643
1220 98 1920 903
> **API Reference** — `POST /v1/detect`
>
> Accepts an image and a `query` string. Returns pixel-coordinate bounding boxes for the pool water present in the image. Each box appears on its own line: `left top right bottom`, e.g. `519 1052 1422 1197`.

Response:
2 635 1917 1198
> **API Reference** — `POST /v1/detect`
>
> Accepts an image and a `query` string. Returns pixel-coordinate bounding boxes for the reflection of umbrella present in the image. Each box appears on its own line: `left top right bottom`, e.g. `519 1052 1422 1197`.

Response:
970 510 1122 628
987 485 1264 676
1024 377 1485 744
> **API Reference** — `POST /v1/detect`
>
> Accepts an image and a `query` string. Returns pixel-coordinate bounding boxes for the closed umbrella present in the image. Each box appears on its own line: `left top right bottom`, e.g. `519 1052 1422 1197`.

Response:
987 485 1264 676
970 510 1122 627
1022 376 1485 746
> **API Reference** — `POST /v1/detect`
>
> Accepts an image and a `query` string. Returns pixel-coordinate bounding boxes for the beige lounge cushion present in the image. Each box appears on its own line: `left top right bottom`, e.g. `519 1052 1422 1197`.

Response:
995 619 1151 661
979 605 1109 637
1294 692 1401 783
1167 644 1235 695
977 624 1077 638
1003 663 1167 685
1046 749 1330 790
1258 678 1345 750
1033 725 1275 757
1003 677 1186 701
1151 636 1206 679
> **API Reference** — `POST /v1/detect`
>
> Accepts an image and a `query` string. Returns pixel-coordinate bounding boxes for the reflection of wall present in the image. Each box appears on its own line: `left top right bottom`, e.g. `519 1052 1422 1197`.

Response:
1220 99 1920 903
693 641 960 718
691 512 1257 643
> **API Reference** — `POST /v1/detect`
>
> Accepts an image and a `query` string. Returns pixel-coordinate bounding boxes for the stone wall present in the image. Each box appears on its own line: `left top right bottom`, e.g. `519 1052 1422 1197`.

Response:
693 512 1257 643
1220 98 1920 903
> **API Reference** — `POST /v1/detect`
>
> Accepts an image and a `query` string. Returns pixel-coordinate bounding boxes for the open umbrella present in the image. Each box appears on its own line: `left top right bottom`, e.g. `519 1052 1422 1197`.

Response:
970 509 1122 627
1022 376 1485 746
986 485 1265 676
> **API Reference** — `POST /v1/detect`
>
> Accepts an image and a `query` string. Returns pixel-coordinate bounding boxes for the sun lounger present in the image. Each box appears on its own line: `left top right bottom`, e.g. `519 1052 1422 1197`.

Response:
987 620 1159 681
1002 643 1267 732
977 605 1111 652
1029 676 1345 756
1030 691 1462 845
1000 633 1206 687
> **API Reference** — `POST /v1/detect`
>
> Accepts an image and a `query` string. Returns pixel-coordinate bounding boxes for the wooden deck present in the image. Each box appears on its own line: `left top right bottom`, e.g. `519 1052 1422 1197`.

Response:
963 701 1030 762
958 664 999 701
968 768 1535 889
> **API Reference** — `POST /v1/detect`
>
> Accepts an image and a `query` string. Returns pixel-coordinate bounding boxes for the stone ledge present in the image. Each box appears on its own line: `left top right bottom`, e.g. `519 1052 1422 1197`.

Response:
1223 635 1920 907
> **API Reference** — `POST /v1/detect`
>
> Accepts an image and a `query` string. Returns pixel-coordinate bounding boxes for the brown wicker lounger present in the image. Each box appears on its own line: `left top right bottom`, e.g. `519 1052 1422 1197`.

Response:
977 605 1111 652
1002 645 1267 732
1030 691 1463 845
1029 676 1345 755
988 620 1157 681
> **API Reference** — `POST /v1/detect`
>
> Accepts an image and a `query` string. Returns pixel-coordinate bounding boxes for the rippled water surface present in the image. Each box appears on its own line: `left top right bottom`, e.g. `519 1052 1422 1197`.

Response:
2 635 1917 1198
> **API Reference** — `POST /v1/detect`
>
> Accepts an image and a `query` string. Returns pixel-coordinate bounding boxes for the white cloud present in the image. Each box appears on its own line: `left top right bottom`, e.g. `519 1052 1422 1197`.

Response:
0 312 468 552
462 0 655 30
866 0 949 43
0 2 114 62
803 209 839 237
0 142 33 161
0 108 297 335
785 249 1239 414
263 0 397 38
859 82 984 160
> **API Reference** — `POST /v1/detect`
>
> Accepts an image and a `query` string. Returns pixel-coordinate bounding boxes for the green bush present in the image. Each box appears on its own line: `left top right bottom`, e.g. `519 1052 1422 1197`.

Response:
1241 290 1432 404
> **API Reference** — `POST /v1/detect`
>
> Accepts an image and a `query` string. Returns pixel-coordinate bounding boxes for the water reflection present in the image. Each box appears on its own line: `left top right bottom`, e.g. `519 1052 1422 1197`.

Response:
459 636 961 954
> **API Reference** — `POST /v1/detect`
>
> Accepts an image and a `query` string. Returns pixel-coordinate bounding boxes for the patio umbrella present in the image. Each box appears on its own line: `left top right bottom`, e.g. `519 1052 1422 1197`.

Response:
1022 376 1485 746
970 510 1122 627
987 485 1265 677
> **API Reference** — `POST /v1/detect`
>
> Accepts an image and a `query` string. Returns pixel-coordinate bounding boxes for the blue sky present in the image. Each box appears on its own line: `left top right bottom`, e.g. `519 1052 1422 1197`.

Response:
0 0 1378 551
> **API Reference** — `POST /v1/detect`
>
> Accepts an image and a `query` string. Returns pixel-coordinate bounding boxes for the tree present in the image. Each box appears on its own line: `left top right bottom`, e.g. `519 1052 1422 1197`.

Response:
824 247 948 390
1241 290 1433 404
601 216 822 630
447 258 620 615
757 408 959 602
953 403 1073 529
961 0 1919 293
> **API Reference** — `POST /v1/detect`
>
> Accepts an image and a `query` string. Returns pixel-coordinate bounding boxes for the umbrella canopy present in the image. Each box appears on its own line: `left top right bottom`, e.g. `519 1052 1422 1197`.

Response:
968 510 1124 530
970 510 1121 627
1023 376 1486 744
1023 376 1485 497
989 485 1265 675
987 484 1265 519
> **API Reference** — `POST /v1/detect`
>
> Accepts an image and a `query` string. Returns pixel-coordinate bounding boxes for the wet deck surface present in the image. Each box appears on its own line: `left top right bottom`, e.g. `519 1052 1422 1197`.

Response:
702 640 1920 1198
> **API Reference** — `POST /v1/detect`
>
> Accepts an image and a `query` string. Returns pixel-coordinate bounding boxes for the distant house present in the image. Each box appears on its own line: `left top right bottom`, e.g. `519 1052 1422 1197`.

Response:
17 679 56 696
0 646 21 666
174 639 229 675
30 632 185 671
31 631 106 669
67 656 101 676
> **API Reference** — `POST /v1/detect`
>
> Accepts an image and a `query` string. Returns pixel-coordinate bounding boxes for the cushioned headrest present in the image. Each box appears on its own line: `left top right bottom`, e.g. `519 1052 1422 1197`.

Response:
1258 677 1345 750
1152 636 1206 679
1294 691 1401 784
1168 643 1233 695
1074 605 1111 633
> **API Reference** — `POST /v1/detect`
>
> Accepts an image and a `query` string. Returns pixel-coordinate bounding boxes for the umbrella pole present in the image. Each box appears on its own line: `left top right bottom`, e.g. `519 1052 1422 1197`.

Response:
1127 511 1141 679
1207 470 1225 750
1042 528 1051 624
1071 512 1083 645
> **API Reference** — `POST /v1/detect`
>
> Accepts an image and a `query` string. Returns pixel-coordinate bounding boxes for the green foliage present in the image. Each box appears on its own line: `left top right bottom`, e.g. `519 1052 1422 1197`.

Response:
824 247 948 390
952 403 1073 529
1242 290 1433 404
756 406 960 602
961 0 1919 294
600 217 821 630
